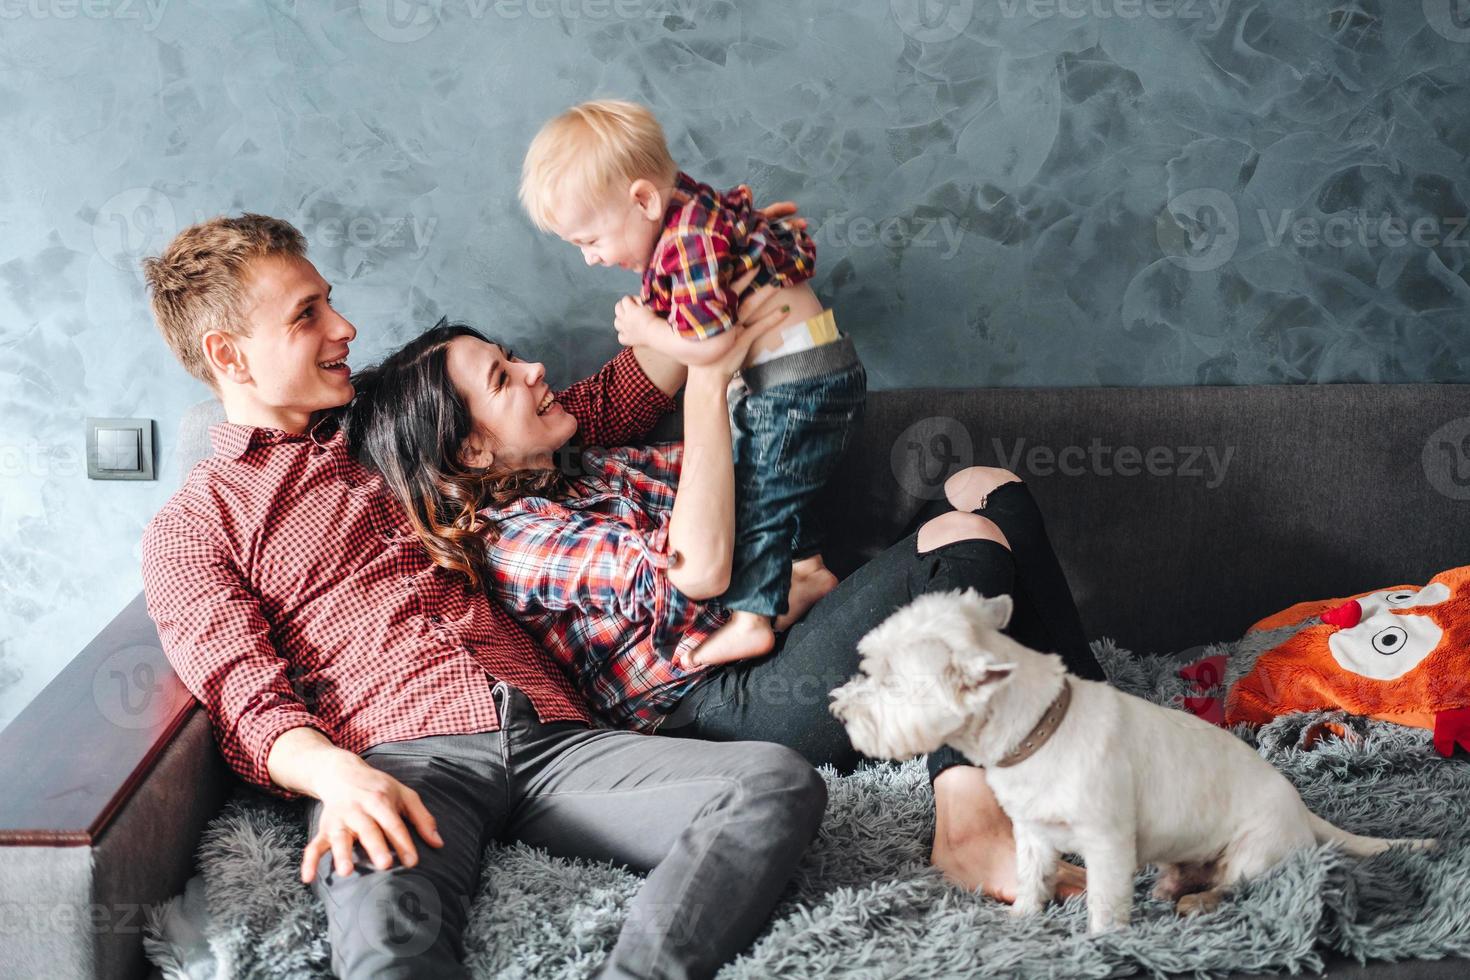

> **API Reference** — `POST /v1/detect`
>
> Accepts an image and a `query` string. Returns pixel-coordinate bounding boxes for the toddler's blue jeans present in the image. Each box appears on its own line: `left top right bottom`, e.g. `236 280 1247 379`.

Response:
722 335 866 618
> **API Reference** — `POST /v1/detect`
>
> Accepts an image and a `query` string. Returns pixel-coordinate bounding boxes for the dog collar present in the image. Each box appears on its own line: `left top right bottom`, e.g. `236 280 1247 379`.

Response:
994 679 1072 768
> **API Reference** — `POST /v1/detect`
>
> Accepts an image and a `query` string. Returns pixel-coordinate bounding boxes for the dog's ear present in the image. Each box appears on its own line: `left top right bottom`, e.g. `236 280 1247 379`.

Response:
956 590 1014 631
951 655 1016 694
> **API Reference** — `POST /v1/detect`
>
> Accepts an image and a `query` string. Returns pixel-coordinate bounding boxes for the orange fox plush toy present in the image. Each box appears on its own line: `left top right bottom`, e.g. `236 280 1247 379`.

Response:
1181 566 1470 757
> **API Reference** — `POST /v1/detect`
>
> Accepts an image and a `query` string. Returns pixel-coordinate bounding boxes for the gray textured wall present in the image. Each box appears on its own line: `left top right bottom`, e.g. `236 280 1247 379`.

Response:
2 0 1468 730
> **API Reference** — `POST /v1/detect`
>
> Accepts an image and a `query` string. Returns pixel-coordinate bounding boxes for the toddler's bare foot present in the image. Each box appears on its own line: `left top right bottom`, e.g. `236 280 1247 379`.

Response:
773 555 839 632
680 611 776 669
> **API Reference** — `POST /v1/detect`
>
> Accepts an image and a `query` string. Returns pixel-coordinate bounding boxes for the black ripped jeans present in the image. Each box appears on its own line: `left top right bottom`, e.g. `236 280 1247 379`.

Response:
660 479 1107 778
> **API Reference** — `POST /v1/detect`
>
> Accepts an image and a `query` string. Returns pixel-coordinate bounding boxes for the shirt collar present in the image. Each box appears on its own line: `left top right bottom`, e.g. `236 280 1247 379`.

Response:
208 423 267 460
208 412 342 460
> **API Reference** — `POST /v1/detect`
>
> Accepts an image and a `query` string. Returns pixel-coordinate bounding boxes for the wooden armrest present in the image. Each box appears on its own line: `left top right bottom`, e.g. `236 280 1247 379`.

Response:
0 592 209 845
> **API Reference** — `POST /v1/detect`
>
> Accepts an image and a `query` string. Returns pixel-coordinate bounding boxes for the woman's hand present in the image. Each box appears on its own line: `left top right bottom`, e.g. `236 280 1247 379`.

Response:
689 267 790 381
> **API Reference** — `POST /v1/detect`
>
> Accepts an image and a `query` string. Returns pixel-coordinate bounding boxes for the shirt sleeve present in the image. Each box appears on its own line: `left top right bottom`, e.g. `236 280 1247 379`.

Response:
554 346 677 449
485 505 704 660
141 509 331 799
654 224 741 341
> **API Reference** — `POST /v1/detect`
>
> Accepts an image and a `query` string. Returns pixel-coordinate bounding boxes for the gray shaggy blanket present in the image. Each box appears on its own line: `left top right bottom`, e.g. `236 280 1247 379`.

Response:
145 640 1470 978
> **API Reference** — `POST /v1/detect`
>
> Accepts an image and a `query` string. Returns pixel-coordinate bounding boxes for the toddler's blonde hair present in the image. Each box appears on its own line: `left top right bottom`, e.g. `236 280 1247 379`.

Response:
520 99 678 232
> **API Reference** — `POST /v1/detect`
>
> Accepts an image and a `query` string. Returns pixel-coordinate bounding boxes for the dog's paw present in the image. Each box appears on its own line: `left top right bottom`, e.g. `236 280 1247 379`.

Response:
1010 896 1043 918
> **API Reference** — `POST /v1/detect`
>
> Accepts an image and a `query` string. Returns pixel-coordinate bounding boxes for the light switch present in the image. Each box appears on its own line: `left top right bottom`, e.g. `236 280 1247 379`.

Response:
97 428 141 471
87 418 155 481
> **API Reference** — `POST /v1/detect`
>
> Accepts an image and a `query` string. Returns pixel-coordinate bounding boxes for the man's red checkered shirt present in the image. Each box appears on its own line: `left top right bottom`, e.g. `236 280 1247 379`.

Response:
481 441 731 732
141 348 675 798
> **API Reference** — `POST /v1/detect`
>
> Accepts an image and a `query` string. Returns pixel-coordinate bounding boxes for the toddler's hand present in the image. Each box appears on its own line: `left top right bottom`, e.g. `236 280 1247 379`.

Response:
614 295 660 347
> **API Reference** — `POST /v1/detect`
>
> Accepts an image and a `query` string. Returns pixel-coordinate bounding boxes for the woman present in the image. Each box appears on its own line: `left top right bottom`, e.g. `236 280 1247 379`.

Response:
347 276 1109 903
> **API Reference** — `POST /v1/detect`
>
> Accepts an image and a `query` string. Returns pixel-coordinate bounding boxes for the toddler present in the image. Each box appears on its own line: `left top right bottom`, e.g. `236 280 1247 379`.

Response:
521 99 866 666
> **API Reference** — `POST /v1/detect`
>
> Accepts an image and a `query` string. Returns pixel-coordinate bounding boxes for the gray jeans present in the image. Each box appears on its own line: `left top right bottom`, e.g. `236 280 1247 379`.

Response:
307 682 826 979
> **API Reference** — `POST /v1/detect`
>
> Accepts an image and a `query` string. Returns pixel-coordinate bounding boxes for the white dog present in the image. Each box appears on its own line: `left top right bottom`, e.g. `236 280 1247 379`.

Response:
829 589 1435 934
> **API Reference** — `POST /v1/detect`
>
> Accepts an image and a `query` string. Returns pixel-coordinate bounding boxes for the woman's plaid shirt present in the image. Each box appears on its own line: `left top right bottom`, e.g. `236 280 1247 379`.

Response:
481 441 730 731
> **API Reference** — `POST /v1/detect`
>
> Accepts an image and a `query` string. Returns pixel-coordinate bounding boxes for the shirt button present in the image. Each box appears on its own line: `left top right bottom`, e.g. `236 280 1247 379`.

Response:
427 614 442 625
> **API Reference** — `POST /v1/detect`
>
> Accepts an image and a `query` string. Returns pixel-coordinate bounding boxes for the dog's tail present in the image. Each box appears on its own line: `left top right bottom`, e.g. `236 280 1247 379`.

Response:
1306 811 1436 857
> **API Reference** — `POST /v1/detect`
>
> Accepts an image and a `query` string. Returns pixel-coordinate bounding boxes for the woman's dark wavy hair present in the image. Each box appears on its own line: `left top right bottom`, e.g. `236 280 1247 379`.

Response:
344 318 568 591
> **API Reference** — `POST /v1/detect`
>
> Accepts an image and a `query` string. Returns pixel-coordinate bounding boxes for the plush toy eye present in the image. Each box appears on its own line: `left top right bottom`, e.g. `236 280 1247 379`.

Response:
1386 591 1415 604
1372 626 1408 655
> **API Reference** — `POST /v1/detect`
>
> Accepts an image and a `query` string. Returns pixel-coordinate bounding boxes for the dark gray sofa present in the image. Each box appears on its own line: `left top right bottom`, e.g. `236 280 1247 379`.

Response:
2 382 1467 979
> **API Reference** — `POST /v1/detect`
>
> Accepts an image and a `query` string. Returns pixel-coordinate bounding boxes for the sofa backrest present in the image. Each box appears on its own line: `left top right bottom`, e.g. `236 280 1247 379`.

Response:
821 383 1470 656
177 384 1470 656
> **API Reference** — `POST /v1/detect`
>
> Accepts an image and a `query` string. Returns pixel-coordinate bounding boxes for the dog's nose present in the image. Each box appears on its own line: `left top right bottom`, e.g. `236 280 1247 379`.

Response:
1321 599 1362 629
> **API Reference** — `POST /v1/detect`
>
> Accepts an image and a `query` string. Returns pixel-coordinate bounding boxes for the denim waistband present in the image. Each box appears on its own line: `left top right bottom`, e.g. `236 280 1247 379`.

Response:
737 335 862 395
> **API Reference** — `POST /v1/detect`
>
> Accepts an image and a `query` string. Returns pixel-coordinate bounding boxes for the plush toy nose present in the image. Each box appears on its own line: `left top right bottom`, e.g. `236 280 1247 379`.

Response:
1321 599 1363 629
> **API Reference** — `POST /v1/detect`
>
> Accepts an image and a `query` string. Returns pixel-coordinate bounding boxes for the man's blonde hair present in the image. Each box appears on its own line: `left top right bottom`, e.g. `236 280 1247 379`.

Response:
141 213 307 388
520 99 679 232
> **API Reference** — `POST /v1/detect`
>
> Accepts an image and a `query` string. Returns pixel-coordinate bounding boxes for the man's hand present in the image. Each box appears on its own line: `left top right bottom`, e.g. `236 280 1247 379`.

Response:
614 295 666 349
297 749 444 884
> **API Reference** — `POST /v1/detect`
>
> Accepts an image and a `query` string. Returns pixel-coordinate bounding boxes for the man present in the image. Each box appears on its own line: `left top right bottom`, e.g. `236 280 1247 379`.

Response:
139 213 826 978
